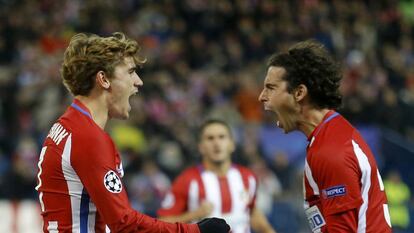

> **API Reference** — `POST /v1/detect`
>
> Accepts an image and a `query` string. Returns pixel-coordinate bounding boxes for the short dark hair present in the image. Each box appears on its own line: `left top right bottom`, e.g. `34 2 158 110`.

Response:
198 119 233 141
268 40 342 109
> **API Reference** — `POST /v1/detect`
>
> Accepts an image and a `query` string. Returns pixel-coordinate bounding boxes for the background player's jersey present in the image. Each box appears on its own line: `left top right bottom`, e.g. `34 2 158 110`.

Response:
304 111 392 233
158 165 257 233
35 99 199 233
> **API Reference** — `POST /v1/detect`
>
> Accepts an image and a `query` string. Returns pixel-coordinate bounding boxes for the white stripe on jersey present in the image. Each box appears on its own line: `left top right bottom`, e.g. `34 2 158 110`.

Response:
303 177 309 209
61 134 97 232
247 175 256 201
88 202 97 233
377 169 384 191
35 147 47 191
352 140 371 233
47 221 58 233
383 204 392 227
227 168 245 212
188 180 199 215
304 160 319 195
192 167 253 233
201 171 222 215
39 192 45 212
226 168 252 233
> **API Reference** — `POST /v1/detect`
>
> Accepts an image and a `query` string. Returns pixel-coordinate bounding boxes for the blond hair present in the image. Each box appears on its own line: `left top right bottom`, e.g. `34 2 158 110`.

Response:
61 32 145 96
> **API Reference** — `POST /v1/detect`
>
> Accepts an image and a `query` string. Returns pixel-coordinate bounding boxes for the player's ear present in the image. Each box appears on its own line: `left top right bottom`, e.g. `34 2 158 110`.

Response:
294 84 308 102
96 71 110 89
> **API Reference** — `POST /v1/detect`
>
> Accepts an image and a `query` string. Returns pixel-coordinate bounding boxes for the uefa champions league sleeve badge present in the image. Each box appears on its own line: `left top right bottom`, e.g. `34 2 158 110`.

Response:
103 170 122 193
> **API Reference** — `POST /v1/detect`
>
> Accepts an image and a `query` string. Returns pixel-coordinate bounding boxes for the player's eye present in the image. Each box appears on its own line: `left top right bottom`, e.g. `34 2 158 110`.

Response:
129 67 138 74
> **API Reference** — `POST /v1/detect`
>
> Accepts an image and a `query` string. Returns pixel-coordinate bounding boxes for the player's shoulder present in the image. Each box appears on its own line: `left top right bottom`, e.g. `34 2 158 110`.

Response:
233 164 253 173
315 115 355 151
325 114 354 138
309 116 364 166
175 166 200 180
60 108 105 142
233 164 256 179
183 165 200 173
170 166 201 188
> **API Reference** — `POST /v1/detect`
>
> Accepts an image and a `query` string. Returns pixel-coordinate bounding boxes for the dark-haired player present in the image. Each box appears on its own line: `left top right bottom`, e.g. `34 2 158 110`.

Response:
259 40 391 233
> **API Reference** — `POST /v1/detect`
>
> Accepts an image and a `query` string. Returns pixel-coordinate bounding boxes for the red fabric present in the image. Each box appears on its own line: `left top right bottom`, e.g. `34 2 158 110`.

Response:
157 165 257 233
218 177 232 213
36 99 199 233
304 111 391 233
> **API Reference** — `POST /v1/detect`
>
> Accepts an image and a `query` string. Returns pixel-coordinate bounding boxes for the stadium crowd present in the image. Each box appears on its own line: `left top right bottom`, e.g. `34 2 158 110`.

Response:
0 0 413 232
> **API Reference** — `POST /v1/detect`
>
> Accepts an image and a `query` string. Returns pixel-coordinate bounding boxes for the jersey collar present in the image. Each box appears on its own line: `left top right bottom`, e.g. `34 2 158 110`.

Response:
71 99 93 119
307 110 339 143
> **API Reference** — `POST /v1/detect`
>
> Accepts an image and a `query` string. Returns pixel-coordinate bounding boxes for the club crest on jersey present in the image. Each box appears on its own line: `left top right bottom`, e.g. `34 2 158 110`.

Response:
322 185 346 199
103 170 122 193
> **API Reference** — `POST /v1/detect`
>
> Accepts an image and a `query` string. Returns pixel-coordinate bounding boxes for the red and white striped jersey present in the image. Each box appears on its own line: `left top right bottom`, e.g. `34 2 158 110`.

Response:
158 165 257 233
304 111 392 233
35 99 199 233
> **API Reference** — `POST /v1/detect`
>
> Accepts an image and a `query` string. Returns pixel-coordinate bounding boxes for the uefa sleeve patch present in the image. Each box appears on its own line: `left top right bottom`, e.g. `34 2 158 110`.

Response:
103 170 122 193
322 185 346 199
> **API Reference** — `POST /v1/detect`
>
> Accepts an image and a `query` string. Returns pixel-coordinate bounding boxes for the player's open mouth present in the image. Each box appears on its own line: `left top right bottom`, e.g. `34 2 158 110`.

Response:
129 90 138 98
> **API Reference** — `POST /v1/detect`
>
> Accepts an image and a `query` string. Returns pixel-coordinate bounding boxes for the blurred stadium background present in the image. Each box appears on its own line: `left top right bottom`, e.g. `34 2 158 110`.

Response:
0 0 413 232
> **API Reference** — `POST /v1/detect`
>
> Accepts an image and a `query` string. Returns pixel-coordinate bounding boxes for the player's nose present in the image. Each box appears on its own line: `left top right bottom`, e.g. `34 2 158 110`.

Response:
134 74 143 87
258 89 266 102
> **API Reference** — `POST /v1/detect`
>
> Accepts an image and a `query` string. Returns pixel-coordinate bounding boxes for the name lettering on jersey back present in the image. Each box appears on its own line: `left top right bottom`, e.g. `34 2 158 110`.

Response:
47 123 69 145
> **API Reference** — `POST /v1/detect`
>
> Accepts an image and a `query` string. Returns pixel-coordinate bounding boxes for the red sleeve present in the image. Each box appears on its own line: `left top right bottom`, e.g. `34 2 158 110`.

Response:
157 171 191 216
71 133 199 233
324 208 358 233
312 143 363 216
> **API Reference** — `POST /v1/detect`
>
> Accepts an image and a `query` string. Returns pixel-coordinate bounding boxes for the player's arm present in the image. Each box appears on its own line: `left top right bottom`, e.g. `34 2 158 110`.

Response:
159 200 213 223
312 144 363 232
250 206 277 233
324 208 358 233
70 135 204 233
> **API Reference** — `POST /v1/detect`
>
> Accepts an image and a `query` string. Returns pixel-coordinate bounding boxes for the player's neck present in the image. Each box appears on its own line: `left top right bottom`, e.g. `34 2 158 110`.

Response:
203 160 231 177
75 95 109 129
298 107 331 137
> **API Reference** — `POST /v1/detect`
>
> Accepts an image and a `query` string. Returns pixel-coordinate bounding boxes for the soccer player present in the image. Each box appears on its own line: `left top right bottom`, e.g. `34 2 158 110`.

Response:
157 119 276 233
258 40 392 233
35 32 230 233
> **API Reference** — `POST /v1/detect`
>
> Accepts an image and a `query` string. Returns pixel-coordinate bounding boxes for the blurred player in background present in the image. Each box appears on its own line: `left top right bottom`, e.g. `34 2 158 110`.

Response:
35 32 229 233
157 119 276 233
258 40 392 233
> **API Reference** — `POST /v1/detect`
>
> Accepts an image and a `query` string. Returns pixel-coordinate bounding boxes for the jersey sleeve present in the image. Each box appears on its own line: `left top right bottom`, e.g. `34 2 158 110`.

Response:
311 142 363 217
157 172 191 217
324 208 358 233
70 133 199 233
